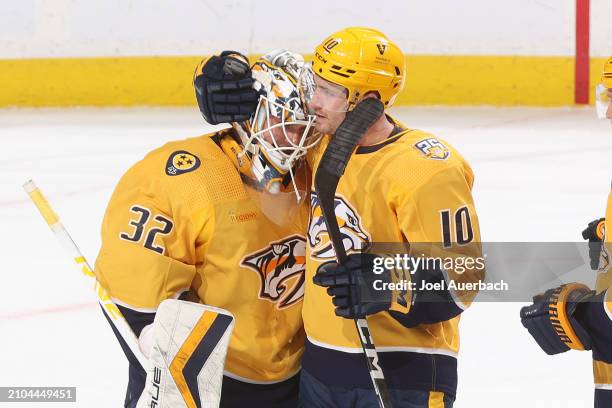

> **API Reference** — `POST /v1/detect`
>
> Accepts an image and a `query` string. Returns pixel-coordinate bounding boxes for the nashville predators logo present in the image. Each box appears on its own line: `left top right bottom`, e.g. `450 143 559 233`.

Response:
166 150 201 176
308 193 371 259
414 138 450 161
241 235 306 309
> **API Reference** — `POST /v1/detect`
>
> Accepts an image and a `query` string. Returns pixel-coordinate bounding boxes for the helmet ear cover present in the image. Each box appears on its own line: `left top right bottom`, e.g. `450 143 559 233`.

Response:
312 27 406 109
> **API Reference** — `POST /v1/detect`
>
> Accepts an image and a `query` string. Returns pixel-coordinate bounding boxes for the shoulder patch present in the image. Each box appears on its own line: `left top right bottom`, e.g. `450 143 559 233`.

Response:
165 150 201 176
414 138 450 161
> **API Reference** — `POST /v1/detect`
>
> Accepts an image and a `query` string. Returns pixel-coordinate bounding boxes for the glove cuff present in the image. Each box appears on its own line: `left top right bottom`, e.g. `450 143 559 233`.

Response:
549 283 593 351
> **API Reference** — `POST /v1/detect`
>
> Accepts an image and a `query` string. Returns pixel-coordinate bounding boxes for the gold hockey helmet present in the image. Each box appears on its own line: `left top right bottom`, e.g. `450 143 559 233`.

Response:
311 27 406 108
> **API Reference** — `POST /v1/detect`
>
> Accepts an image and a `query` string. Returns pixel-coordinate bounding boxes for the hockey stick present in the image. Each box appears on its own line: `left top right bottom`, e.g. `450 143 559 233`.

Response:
23 180 149 370
313 98 393 408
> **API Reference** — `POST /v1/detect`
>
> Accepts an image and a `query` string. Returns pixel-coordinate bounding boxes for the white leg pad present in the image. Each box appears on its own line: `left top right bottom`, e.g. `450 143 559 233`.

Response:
137 299 235 408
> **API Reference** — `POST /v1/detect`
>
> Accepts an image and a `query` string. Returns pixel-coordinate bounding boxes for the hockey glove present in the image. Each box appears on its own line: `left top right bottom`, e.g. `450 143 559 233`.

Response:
582 217 605 270
520 283 593 355
313 253 391 319
193 51 259 124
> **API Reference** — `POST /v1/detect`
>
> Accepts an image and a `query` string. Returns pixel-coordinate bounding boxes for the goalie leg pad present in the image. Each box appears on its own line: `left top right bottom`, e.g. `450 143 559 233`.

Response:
137 300 235 408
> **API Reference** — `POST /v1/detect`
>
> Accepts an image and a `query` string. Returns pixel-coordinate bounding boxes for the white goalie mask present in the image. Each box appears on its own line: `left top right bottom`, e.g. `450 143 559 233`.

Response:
231 50 320 201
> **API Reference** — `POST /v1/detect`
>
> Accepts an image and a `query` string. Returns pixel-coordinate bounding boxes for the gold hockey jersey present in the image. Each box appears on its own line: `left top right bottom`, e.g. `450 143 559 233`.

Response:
604 187 612 289
302 120 483 395
596 188 612 294
95 131 308 383
593 187 612 401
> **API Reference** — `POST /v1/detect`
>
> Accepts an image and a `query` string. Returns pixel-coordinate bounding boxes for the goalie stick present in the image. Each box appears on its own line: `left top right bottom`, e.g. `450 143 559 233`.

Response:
23 180 149 370
313 98 393 408
24 180 236 408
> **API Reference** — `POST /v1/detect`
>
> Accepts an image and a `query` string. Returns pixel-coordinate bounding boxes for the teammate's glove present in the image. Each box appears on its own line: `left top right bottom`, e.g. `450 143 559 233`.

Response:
313 253 391 319
582 217 605 270
520 283 593 355
193 51 259 125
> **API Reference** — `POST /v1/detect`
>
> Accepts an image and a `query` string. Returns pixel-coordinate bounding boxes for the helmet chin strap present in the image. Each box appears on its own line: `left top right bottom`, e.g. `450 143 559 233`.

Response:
287 164 302 202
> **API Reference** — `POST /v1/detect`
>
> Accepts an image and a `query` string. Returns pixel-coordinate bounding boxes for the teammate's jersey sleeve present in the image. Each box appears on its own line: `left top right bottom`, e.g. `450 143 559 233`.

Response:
596 187 612 293
594 185 612 307
95 144 214 310
578 286 612 407
590 186 612 405
392 159 483 324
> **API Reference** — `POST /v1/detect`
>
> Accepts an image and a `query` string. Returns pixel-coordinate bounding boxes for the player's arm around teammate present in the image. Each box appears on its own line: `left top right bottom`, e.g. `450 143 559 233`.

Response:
189 34 485 407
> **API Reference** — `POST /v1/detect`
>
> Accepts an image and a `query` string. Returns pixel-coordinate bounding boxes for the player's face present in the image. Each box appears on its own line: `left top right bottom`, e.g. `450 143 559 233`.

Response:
262 115 307 147
308 74 349 135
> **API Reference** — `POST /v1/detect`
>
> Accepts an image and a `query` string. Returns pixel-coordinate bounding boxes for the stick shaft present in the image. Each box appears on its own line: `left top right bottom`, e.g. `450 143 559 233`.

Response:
313 99 392 408
23 180 148 369
316 179 392 408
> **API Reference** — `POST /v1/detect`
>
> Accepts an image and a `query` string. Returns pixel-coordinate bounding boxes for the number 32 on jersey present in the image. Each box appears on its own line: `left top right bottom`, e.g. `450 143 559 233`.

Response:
119 205 174 254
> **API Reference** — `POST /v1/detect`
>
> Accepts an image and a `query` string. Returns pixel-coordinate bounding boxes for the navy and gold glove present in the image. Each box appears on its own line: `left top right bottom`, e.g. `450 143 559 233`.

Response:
313 253 391 319
582 217 605 270
520 283 593 355
193 51 259 125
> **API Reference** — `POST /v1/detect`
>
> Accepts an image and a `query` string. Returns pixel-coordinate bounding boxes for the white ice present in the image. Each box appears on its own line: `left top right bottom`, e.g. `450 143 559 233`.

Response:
0 106 610 407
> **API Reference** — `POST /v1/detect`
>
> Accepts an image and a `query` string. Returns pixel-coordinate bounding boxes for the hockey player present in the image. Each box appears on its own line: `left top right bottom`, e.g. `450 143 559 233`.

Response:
297 27 483 407
520 56 612 408
94 50 320 408
201 27 484 408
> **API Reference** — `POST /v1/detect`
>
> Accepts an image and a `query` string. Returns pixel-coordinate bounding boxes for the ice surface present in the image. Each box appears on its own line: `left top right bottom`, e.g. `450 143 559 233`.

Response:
0 106 610 407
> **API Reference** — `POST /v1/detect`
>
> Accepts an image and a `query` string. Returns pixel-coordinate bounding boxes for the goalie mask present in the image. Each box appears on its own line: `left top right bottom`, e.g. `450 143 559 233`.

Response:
227 50 319 201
